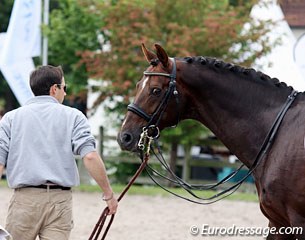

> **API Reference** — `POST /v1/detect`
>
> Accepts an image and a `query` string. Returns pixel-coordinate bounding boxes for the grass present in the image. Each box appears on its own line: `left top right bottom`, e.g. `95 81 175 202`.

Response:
0 179 8 187
76 183 259 202
0 179 259 202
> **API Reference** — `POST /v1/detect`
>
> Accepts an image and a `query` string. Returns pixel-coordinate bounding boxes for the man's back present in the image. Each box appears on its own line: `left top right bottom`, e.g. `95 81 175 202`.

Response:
1 96 95 188
0 65 117 240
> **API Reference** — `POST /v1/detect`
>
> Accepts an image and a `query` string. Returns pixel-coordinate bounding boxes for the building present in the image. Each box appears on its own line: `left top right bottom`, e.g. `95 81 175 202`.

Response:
280 0 305 39
251 0 305 91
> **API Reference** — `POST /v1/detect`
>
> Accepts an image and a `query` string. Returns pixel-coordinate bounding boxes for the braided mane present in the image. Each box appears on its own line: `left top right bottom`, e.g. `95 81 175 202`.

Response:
182 56 294 90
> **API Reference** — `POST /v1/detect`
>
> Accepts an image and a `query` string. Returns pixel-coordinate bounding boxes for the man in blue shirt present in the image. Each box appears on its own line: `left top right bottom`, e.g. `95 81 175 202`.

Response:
0 65 118 240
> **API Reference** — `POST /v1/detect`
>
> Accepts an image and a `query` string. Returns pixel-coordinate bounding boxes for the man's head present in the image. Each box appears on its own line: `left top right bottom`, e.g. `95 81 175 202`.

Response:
30 65 67 103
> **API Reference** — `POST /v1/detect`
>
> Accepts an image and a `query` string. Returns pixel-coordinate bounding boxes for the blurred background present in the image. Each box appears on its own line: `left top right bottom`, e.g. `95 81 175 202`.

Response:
0 0 305 191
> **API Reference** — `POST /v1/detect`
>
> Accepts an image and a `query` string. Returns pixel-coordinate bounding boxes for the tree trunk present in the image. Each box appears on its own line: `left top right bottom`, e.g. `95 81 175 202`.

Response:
167 141 178 187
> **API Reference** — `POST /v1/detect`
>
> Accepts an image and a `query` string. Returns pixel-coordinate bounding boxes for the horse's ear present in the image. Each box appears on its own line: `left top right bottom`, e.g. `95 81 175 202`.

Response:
155 44 169 68
141 43 157 63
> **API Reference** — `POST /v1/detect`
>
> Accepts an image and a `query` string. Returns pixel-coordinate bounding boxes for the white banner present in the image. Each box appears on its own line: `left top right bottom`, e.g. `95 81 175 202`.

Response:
0 224 10 240
0 0 41 105
0 60 36 105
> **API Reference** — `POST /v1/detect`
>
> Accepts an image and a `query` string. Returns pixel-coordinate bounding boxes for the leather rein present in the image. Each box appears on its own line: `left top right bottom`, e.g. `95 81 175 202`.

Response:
88 133 153 240
88 61 179 240
126 57 298 204
89 58 298 239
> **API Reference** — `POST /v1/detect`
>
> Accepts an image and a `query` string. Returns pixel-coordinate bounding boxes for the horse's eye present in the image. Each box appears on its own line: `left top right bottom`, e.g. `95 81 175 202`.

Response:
151 88 162 96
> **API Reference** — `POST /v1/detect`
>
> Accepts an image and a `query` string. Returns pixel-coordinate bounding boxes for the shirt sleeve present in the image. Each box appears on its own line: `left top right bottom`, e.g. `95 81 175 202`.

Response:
0 114 11 165
71 111 96 158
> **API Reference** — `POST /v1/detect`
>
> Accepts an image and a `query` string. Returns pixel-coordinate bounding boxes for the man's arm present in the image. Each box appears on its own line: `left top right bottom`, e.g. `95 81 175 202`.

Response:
0 164 4 180
83 151 118 215
0 114 10 181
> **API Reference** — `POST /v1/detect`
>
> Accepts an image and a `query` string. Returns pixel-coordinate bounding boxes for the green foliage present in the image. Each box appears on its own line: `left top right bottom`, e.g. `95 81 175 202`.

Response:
78 0 278 150
109 162 139 184
161 120 210 150
1 0 279 156
0 0 106 111
80 0 277 107
0 0 14 32
46 0 104 94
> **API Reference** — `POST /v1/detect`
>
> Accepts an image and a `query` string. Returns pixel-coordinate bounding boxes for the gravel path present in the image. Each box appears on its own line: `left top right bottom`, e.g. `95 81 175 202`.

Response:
0 187 268 240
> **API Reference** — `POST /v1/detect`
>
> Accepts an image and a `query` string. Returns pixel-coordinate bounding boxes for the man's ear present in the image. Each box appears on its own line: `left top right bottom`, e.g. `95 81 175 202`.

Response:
49 84 56 96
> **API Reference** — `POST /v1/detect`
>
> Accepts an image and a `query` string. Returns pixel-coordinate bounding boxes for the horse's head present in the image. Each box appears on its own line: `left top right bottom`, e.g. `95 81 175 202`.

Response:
117 44 181 152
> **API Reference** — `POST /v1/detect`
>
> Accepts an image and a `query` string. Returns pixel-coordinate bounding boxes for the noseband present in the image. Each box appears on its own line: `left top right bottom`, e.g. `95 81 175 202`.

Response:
127 58 179 140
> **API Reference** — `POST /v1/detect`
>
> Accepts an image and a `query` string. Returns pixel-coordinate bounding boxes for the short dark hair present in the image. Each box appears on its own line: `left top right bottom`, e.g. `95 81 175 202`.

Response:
30 65 64 96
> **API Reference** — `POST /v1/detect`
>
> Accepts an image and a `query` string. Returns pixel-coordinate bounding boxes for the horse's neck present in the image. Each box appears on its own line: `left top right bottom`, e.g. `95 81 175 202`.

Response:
180 63 291 167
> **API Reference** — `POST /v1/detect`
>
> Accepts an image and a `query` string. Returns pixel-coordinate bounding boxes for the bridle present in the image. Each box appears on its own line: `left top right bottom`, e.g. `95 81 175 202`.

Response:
89 62 180 239
126 57 299 204
127 58 179 142
137 89 298 205
89 57 298 239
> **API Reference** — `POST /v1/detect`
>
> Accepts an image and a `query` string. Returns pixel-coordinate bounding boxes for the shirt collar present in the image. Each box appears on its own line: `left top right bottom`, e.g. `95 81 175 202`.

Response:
25 96 60 105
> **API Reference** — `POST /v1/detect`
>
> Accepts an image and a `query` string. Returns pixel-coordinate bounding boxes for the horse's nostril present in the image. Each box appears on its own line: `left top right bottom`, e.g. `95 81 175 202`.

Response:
122 132 133 144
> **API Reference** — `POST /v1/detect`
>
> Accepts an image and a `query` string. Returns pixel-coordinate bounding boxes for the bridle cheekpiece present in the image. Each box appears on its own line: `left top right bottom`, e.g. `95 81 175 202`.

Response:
127 58 179 145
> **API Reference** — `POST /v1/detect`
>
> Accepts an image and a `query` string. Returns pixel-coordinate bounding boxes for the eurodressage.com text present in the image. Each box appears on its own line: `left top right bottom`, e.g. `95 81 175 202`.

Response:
189 224 303 238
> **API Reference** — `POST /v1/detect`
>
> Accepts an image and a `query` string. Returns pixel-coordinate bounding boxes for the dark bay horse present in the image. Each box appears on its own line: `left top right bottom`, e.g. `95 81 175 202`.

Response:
117 44 305 239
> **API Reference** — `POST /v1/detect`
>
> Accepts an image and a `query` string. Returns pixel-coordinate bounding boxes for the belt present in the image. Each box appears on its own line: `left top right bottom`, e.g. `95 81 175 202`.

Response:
24 185 71 190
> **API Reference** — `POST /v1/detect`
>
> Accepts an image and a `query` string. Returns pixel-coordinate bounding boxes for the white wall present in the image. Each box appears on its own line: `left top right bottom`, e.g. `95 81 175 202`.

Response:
87 80 122 156
251 0 305 91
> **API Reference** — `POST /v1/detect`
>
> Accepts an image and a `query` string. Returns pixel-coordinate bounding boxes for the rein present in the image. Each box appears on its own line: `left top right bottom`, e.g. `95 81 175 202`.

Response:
88 133 153 240
143 90 298 204
126 57 299 204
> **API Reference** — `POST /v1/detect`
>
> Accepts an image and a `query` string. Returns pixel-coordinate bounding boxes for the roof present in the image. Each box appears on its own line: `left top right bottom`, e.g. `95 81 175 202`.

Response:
280 0 305 27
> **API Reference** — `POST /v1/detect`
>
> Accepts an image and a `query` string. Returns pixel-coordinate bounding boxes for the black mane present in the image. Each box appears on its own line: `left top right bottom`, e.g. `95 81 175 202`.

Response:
183 56 294 90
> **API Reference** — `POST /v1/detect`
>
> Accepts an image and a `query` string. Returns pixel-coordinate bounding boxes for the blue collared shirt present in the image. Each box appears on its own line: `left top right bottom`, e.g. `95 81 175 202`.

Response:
0 96 96 188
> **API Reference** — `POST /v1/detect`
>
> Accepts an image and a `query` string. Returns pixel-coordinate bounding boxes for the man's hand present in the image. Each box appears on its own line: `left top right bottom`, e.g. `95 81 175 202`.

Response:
105 196 118 215
83 151 118 215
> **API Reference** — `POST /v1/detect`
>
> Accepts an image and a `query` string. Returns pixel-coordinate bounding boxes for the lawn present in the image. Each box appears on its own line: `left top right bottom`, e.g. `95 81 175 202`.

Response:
0 179 259 202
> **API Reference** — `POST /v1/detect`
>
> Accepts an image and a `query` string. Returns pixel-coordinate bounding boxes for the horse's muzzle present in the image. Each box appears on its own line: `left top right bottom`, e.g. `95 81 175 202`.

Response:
117 131 137 152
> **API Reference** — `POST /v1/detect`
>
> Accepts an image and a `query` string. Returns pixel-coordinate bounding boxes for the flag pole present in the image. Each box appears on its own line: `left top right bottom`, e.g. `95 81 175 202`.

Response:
42 0 49 65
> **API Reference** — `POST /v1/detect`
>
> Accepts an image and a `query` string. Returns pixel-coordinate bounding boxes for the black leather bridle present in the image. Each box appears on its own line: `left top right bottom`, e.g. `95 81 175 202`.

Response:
127 57 299 204
127 58 179 138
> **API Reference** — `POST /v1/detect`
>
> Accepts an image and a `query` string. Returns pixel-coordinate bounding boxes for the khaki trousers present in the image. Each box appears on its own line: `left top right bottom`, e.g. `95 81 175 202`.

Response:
5 187 73 240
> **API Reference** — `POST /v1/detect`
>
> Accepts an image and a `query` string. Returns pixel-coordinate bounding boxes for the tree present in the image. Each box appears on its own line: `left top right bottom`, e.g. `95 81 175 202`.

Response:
80 0 277 108
1 0 104 114
45 0 104 114
79 0 279 177
1 0 106 113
